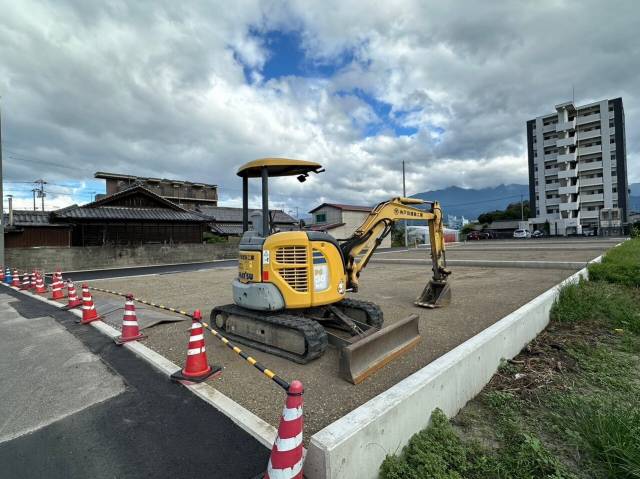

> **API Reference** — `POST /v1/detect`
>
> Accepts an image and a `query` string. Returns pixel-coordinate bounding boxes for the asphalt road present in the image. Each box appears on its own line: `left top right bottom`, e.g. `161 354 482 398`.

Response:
0 287 269 479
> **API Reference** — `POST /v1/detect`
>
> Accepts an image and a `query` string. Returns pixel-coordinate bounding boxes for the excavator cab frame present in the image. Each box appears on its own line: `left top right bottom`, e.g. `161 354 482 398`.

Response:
237 158 324 235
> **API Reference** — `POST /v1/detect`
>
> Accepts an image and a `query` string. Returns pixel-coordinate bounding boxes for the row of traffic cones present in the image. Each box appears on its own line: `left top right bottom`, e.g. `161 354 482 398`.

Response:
4 267 305 477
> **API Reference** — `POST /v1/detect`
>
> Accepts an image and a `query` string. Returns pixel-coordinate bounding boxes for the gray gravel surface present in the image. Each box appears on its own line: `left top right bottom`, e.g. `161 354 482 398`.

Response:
90 263 579 441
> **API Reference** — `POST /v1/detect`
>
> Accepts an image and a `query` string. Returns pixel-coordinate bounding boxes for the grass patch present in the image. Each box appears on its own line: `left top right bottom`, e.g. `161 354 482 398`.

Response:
551 280 640 334
588 238 640 287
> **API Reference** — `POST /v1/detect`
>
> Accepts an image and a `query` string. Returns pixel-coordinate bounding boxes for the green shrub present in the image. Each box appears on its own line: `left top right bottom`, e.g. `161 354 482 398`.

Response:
550 281 640 334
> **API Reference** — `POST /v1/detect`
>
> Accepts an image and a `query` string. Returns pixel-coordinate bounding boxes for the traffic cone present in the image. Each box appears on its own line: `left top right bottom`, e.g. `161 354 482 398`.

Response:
3 267 11 284
29 271 37 290
50 274 64 300
171 310 221 382
20 272 30 290
35 272 47 294
264 380 305 479
63 281 83 309
11 270 21 287
0 267 4 282
114 294 146 344
80 284 101 324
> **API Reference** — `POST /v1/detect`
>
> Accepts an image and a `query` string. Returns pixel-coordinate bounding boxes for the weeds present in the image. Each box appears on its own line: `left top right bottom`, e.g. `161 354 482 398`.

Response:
588 239 640 287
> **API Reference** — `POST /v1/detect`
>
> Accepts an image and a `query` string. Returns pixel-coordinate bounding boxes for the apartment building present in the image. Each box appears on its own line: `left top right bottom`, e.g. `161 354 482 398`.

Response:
527 98 628 235
95 172 218 210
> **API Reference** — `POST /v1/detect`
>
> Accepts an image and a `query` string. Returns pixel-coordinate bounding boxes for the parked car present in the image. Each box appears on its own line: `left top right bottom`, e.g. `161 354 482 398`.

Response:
513 229 531 239
467 231 491 240
531 230 544 238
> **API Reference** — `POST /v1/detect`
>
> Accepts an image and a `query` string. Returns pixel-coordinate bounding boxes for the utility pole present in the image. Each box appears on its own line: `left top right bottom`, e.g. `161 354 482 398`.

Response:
520 194 524 221
32 188 36 211
402 160 408 248
34 179 46 211
0 99 4 267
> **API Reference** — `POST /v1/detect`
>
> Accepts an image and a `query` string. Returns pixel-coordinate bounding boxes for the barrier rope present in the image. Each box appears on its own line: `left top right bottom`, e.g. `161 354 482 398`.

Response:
88 286 291 391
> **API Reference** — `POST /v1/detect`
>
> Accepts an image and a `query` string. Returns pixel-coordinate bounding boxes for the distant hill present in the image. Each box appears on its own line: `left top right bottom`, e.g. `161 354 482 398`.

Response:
411 184 530 220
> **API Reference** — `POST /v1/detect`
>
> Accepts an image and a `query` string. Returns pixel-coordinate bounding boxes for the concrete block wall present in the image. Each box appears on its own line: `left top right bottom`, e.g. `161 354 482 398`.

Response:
4 239 240 272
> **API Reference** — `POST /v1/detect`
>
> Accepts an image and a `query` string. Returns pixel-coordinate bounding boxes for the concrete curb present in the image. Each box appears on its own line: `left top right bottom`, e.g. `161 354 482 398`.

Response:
304 254 605 479
371 258 587 270
0 282 278 450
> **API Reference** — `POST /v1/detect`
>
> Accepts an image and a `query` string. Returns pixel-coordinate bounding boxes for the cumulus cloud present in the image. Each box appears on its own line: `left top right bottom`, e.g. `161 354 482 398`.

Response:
0 0 638 214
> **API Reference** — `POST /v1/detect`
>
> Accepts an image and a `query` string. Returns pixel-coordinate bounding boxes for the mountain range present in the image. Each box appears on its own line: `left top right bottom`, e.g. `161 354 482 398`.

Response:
411 183 640 220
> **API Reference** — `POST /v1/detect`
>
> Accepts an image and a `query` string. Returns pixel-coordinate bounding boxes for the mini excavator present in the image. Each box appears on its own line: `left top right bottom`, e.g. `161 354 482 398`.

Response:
211 158 451 383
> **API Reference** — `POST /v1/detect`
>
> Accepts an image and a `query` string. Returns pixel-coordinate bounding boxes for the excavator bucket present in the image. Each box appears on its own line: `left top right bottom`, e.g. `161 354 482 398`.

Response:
415 280 451 309
338 314 420 384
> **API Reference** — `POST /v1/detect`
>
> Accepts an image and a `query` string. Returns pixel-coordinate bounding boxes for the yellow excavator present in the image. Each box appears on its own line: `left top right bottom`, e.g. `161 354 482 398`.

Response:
211 158 451 383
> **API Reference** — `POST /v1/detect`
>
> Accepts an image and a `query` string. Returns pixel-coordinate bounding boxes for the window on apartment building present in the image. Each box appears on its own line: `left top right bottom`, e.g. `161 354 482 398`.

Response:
315 213 327 223
536 209 540 215
534 151 538 158
610 137 615 144
613 187 617 193
609 119 614 128
612 170 617 176
609 105 614 112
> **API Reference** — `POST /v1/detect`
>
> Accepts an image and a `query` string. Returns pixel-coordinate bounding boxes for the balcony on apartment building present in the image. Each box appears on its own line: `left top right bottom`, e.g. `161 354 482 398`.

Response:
578 144 602 156
542 123 557 133
580 193 605 203
581 209 600 219
578 129 601 141
556 136 576 148
560 217 581 227
544 167 559 176
557 152 576 163
556 119 576 132
558 168 578 179
545 197 561 206
579 176 604 187
559 201 580 211
580 161 603 172
577 113 600 126
559 184 579 195
543 138 557 147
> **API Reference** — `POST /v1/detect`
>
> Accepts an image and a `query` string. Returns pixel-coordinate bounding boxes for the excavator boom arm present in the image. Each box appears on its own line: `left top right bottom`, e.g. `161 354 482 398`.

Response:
339 197 450 299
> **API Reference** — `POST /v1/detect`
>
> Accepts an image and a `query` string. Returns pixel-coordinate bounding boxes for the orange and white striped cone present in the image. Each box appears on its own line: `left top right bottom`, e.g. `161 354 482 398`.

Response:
80 283 101 324
50 275 64 300
20 272 31 290
63 281 83 309
171 310 221 382
11 270 21 288
35 272 47 294
29 271 37 290
263 380 305 479
114 294 146 344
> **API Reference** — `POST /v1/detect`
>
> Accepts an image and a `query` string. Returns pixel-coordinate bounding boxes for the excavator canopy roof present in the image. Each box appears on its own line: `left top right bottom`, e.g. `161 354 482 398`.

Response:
236 158 323 178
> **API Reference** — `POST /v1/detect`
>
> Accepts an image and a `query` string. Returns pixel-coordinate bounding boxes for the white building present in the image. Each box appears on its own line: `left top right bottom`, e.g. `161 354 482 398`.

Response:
307 203 391 248
446 214 469 230
527 98 628 235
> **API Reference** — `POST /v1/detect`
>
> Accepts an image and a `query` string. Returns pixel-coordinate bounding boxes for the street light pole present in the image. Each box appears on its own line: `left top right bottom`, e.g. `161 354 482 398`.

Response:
402 160 408 248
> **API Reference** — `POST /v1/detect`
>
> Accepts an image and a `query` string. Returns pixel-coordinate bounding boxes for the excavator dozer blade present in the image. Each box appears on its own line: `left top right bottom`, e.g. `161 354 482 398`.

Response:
415 280 451 309
339 314 420 385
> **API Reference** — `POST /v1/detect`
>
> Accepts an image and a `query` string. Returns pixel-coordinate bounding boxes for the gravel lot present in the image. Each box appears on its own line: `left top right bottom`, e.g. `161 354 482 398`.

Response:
88 238 609 440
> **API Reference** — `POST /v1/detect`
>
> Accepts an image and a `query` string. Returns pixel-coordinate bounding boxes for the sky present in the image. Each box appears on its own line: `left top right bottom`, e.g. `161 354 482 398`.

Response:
1 0 639 215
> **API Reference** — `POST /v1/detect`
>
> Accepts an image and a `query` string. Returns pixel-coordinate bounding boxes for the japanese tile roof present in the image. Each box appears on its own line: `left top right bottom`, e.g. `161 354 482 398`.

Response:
198 206 297 224
2 210 67 227
52 206 208 222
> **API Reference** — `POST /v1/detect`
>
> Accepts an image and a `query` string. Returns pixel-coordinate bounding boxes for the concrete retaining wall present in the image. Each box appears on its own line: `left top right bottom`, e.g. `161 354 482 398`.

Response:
5 239 240 272
305 256 602 479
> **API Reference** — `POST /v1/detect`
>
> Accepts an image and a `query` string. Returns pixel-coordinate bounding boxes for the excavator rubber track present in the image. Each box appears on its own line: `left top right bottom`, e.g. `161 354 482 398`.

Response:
210 304 328 364
333 298 384 329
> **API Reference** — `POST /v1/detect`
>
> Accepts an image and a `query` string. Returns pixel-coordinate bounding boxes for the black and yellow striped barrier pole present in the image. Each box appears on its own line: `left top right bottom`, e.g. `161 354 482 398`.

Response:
88 286 290 391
